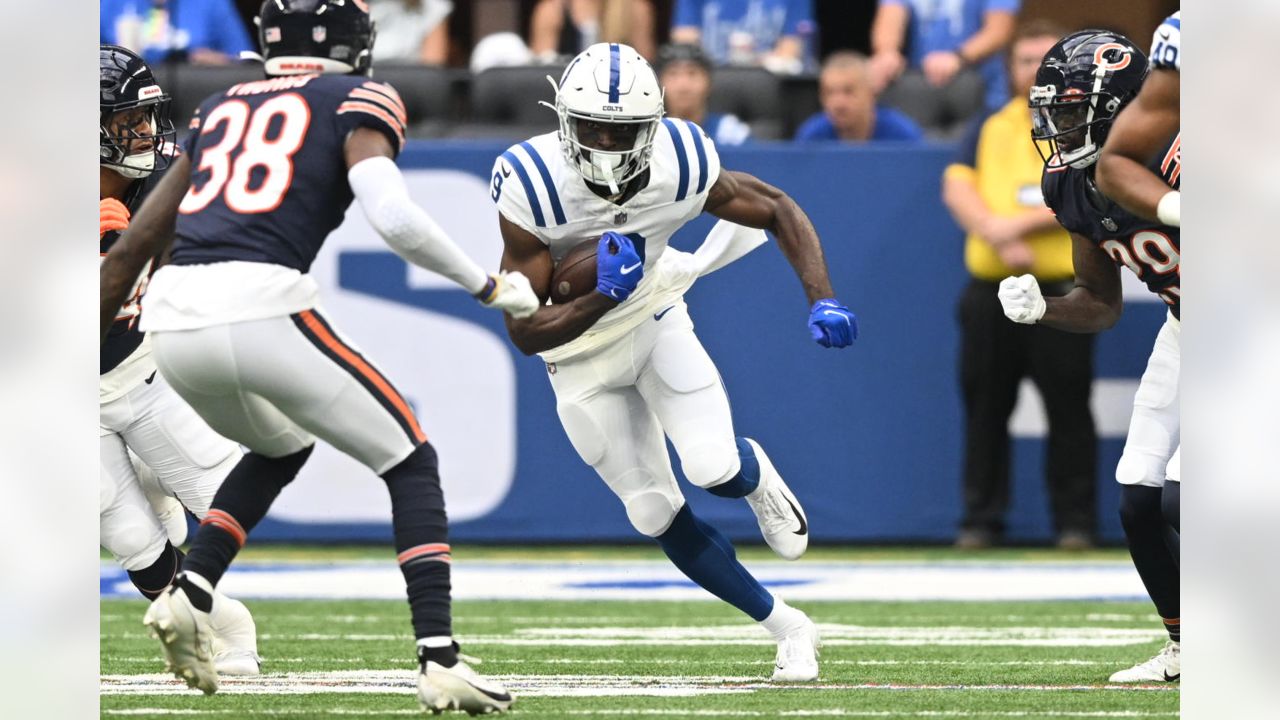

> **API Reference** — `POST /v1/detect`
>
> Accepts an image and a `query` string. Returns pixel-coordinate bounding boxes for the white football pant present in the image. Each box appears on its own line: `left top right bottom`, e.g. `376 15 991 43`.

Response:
100 371 241 570
149 309 424 475
548 302 743 537
1116 314 1180 487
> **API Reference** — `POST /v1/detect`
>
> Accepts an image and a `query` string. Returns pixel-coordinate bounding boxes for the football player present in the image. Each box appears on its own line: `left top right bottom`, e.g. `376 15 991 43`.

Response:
1096 12 1181 226
492 43 859 682
998 30 1181 683
99 43 260 677
99 1 537 712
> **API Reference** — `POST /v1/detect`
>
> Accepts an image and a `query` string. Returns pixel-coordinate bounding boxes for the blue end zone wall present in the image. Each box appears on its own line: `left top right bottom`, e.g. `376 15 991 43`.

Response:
253 142 1166 544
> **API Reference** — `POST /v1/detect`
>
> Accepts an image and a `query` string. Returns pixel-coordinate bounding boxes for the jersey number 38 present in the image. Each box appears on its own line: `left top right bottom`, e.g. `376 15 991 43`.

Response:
179 93 311 215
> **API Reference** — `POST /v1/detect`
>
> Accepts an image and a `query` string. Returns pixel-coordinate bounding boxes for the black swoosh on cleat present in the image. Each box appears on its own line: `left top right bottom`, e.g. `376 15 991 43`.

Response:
784 496 808 536
1163 671 1180 682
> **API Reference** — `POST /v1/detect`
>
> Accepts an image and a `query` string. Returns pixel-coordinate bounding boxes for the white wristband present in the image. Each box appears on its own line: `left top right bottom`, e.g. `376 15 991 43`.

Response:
1156 190 1180 228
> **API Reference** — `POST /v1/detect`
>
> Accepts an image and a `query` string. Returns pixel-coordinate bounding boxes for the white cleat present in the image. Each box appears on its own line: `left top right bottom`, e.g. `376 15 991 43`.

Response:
771 616 821 682
209 593 261 676
742 438 809 560
418 657 514 715
143 583 219 695
1109 640 1180 683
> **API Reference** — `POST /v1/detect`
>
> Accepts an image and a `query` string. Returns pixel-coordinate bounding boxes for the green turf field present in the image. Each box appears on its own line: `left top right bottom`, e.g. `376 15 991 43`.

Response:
100 546 1178 719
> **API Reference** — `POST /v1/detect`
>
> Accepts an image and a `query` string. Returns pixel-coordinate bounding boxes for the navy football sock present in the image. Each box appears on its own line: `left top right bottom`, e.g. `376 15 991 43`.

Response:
1119 485 1180 623
1162 482 1180 533
705 438 762 499
382 442 453 641
183 446 313 587
655 505 774 621
128 542 184 601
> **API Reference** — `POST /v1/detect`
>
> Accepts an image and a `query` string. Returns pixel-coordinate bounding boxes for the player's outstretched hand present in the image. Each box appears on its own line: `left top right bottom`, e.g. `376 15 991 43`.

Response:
997 274 1046 324
595 231 644 303
100 197 130 239
808 299 858 348
478 270 541 318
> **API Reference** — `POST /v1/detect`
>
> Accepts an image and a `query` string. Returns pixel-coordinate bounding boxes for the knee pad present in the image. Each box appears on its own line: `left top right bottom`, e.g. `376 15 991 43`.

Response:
1115 450 1168 488
681 439 740 489
103 513 168 571
623 486 684 537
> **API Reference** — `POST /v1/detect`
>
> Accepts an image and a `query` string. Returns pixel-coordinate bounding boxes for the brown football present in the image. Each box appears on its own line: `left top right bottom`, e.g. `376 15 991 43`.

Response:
549 239 599 303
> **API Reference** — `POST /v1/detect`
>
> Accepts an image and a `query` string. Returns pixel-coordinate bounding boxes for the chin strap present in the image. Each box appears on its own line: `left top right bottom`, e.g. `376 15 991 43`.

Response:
595 154 621 195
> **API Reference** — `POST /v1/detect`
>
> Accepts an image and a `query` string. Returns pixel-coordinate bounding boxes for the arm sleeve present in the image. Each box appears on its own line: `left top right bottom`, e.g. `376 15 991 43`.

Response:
348 156 489 294
335 79 408 159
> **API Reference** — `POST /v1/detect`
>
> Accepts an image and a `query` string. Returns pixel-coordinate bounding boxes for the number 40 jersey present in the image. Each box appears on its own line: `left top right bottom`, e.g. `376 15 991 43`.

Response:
170 73 408 273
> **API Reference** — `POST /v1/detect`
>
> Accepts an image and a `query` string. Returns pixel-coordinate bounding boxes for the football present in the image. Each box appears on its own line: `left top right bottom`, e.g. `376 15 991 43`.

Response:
549 239 599 303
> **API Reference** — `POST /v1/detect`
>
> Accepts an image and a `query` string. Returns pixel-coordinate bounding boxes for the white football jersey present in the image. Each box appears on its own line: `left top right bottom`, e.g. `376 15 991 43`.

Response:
492 118 722 362
1150 12 1180 72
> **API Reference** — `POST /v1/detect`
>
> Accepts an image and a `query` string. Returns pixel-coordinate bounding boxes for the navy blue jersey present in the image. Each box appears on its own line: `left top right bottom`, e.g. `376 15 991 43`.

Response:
1042 133 1181 318
170 73 407 273
101 152 173 374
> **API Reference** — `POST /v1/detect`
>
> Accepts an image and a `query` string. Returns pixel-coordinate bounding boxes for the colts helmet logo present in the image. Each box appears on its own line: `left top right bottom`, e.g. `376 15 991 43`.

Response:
1092 43 1132 73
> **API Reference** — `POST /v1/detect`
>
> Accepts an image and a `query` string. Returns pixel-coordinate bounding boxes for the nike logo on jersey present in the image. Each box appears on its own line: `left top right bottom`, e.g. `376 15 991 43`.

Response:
620 262 642 275
654 306 675 321
1159 30 1171 40
785 496 808 536
500 163 511 178
144 371 158 385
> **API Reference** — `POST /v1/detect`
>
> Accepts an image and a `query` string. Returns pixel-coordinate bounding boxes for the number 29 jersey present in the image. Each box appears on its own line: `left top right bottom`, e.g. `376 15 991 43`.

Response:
1041 134 1181 318
170 73 407 273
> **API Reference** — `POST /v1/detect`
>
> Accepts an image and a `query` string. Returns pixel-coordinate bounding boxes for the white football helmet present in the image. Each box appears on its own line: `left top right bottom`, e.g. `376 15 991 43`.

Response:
545 43 664 193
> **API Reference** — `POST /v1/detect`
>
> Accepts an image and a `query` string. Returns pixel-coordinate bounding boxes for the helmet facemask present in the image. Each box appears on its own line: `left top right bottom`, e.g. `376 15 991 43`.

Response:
1030 85 1121 170
555 96 661 195
100 97 175 179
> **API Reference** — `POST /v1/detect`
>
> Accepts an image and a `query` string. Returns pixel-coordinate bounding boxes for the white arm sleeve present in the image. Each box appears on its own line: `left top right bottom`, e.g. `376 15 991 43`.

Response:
348 156 489 294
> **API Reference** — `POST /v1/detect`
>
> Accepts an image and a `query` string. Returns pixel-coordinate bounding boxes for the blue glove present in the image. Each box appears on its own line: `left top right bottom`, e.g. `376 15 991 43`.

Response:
595 231 644 302
808 299 858 348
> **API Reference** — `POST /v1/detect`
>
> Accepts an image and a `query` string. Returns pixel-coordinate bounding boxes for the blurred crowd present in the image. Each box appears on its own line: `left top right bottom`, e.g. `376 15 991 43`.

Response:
101 1 1178 143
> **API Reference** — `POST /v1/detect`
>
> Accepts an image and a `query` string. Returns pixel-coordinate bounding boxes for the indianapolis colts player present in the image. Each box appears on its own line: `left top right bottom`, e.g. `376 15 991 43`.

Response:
1097 12 1181 225
492 43 859 682
100 1 535 711
99 43 259 677
999 30 1181 683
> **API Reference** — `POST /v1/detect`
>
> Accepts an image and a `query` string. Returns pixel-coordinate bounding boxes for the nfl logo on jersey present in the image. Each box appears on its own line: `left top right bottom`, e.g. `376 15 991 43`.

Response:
313 26 327 43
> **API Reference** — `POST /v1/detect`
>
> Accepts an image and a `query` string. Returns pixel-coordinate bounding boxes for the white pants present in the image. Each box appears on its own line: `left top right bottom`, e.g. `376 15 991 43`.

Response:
1117 314 1181 487
150 309 424 475
547 302 741 537
100 371 241 570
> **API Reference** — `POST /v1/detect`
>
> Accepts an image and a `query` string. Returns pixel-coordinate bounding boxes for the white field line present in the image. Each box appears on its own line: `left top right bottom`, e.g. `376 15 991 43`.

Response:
101 711 1178 718
103 657 1118 667
100 671 1180 698
105 623 1166 648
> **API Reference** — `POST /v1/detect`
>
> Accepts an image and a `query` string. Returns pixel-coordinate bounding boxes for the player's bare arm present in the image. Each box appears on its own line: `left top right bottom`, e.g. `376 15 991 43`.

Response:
100 153 192 342
702 170 836 304
1096 69 1180 223
1000 232 1123 333
499 215 618 355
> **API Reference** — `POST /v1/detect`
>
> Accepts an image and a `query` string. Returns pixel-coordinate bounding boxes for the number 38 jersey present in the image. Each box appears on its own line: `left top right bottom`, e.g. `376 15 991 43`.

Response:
170 73 407 273
1041 134 1181 318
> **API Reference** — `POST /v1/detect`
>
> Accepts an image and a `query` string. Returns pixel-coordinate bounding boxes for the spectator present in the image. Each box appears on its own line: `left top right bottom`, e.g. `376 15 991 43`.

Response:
869 0 1018 118
941 21 1097 550
671 0 814 74
368 0 452 65
100 0 252 66
657 43 751 146
530 0 656 62
794 52 924 142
